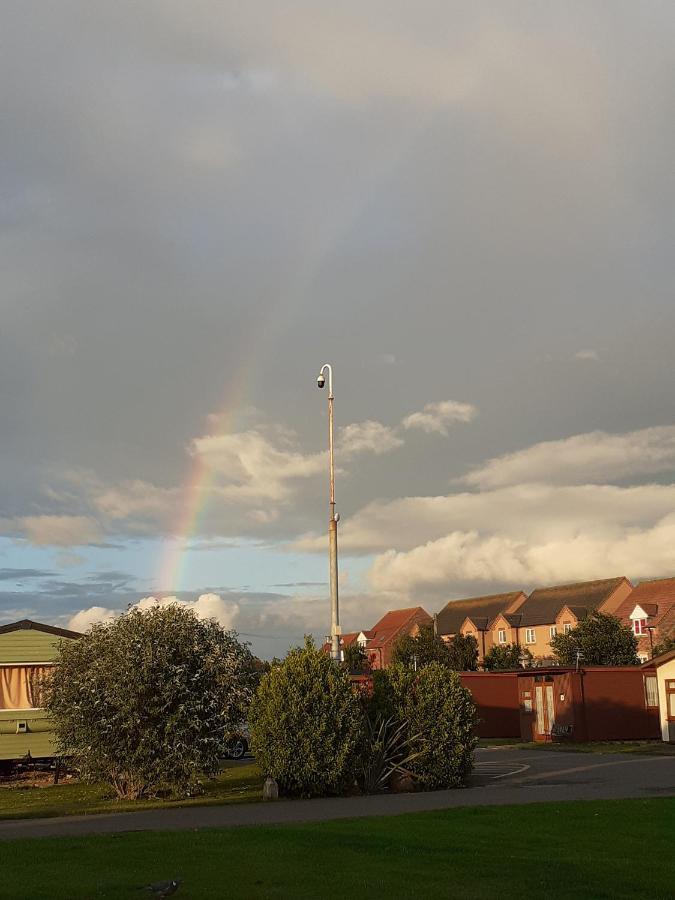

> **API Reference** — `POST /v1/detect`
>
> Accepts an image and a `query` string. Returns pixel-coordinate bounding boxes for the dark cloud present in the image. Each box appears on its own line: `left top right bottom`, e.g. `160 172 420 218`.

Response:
0 568 56 582
1 3 675 635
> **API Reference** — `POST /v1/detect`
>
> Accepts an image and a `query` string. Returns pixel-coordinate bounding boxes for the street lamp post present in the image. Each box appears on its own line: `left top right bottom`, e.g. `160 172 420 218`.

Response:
317 364 341 661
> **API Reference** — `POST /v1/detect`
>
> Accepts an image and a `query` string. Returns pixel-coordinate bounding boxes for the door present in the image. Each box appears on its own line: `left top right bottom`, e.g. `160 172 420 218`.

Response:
533 682 555 740
667 680 675 743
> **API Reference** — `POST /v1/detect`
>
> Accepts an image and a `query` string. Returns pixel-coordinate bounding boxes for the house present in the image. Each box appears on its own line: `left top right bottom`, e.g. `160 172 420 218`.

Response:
435 592 527 662
491 577 633 662
643 647 675 742
326 607 432 669
0 619 81 761
615 577 675 662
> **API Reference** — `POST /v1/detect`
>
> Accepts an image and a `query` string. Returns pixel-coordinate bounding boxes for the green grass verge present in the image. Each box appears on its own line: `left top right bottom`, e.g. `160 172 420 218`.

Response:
1 798 674 899
0 762 261 820
479 739 675 755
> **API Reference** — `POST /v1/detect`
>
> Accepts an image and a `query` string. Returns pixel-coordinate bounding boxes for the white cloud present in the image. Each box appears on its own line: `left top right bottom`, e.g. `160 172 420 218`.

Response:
134 593 240 629
402 400 477 435
463 425 675 489
295 482 675 556
368 515 675 594
575 349 600 361
192 427 327 504
68 606 117 632
68 593 241 634
337 420 403 457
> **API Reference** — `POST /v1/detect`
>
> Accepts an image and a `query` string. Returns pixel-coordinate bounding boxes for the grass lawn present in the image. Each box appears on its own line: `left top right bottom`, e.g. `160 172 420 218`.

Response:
1 798 674 899
0 762 261 820
479 738 675 755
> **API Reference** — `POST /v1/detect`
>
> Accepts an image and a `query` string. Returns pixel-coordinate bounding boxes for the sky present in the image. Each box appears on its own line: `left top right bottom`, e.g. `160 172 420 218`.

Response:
1 2 675 658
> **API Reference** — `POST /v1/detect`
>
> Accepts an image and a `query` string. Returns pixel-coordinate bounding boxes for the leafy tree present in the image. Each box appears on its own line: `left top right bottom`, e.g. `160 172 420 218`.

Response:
445 633 479 671
482 643 531 670
550 611 639 666
342 642 370 674
248 638 365 798
650 630 675 658
371 663 477 790
46 604 256 799
392 624 453 669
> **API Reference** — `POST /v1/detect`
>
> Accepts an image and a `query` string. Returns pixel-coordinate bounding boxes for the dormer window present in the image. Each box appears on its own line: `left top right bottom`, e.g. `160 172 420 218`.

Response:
498 629 507 644
633 619 647 636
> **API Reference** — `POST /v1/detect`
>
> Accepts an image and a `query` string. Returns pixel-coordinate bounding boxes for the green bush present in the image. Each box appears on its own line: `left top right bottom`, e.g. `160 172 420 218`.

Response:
248 639 365 798
482 643 531 670
46 604 256 799
369 663 477 790
550 611 639 666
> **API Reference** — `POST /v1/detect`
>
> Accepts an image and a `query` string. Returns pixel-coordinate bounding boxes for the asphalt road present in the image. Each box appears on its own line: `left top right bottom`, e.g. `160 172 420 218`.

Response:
0 748 673 841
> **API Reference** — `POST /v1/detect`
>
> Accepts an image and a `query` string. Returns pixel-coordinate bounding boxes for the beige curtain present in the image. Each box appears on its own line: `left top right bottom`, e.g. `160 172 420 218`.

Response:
0 666 52 709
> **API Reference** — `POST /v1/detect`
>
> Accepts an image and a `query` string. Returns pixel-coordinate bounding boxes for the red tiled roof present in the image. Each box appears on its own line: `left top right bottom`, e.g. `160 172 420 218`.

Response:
366 607 432 649
616 578 675 633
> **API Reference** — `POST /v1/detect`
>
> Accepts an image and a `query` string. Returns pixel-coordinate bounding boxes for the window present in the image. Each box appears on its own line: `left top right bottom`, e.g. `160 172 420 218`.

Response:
526 628 536 644
498 629 506 644
667 680 675 719
549 626 557 639
633 619 647 636
0 666 52 710
644 676 659 707
564 623 573 634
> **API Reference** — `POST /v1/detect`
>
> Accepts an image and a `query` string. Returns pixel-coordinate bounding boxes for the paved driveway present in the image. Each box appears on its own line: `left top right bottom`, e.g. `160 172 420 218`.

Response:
0 748 673 841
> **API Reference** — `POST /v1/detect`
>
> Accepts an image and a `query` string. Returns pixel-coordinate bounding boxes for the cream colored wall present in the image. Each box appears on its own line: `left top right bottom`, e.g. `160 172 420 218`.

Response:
520 624 557 659
655 657 675 742
490 618 518 651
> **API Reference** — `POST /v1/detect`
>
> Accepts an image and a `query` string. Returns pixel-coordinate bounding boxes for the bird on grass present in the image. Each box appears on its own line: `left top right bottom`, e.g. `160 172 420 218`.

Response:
145 878 182 897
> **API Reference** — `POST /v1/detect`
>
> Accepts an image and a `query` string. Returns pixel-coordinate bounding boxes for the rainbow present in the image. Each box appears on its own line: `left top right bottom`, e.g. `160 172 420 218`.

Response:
156 124 426 592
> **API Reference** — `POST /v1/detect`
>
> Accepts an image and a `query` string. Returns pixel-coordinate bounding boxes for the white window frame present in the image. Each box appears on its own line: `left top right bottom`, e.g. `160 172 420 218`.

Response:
564 623 573 634
644 674 659 707
497 628 507 645
549 625 557 639
633 619 646 636
525 628 536 645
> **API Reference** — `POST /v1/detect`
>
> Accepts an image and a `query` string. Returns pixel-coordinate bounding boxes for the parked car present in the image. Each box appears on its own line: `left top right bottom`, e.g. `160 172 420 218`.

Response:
223 727 249 760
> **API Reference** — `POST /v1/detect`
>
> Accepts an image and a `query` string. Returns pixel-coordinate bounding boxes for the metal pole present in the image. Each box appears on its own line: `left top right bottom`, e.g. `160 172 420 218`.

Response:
319 364 341 661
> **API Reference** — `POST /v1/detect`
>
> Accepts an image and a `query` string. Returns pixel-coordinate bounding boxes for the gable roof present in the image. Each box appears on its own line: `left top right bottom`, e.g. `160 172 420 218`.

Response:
436 592 525 636
0 619 82 640
616 577 675 637
518 577 628 627
366 607 432 649
642 645 675 668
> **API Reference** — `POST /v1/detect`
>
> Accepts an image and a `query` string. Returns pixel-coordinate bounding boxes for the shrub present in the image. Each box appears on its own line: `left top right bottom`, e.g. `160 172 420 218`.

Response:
46 604 256 799
550 611 639 666
370 663 477 790
445 634 479 671
391 624 450 668
392 626 479 671
482 643 531 670
248 639 365 798
342 642 370 674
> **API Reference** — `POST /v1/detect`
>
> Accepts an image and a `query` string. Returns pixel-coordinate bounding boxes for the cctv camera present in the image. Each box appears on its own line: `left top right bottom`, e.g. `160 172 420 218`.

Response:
317 374 325 388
